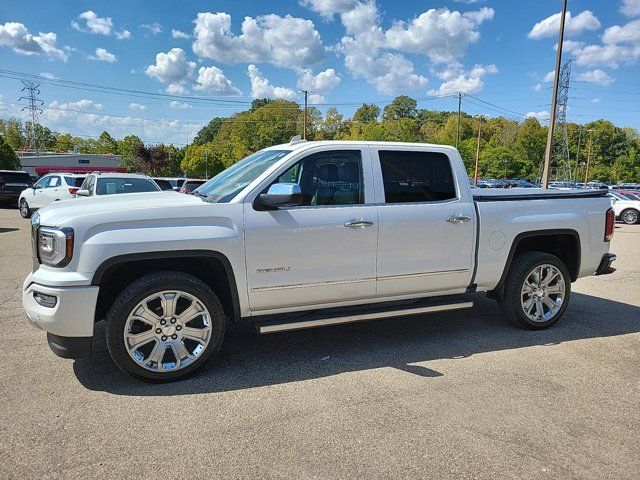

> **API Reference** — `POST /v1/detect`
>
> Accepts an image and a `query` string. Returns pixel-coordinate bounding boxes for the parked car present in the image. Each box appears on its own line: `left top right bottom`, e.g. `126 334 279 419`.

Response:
152 178 175 191
77 172 161 197
615 190 640 201
0 170 33 208
22 140 616 382
154 177 186 191
608 192 640 224
18 173 85 218
179 179 207 194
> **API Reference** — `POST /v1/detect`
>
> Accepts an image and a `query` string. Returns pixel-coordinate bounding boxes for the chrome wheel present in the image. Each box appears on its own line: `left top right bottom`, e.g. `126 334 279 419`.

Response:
124 290 212 372
19 199 29 218
520 264 566 323
622 209 639 225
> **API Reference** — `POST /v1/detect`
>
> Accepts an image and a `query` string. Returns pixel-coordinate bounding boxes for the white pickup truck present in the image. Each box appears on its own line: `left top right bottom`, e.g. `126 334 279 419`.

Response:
22 140 617 382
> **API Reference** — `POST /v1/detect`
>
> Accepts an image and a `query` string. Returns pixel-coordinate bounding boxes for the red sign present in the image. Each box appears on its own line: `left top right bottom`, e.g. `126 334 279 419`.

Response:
34 166 127 174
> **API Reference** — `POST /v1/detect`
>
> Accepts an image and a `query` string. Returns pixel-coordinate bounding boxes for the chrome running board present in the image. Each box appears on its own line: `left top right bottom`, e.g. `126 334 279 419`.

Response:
257 300 473 334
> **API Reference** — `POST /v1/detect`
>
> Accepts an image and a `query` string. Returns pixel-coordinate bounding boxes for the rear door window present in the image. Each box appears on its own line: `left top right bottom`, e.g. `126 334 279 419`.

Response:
378 150 456 203
46 176 61 188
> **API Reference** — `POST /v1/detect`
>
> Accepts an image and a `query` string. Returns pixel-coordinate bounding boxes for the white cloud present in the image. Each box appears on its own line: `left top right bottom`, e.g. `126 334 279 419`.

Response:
88 47 117 63
171 29 190 39
533 83 542 91
247 64 298 101
192 12 325 68
72 11 113 35
525 111 550 122
570 42 640 69
169 100 192 109
528 11 601 40
140 23 163 35
543 70 556 82
603 18 640 44
621 0 640 17
129 102 147 111
194 66 242 95
576 69 614 85
40 72 59 80
42 99 201 145
299 0 358 19
385 7 494 63
591 97 601 103
296 68 341 93
427 64 497 96
145 48 196 93
115 29 131 40
0 22 68 61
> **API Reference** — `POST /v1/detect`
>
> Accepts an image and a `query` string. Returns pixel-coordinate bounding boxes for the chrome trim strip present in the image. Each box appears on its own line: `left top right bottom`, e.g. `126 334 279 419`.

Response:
251 277 376 292
259 301 474 334
251 269 469 292
377 268 470 281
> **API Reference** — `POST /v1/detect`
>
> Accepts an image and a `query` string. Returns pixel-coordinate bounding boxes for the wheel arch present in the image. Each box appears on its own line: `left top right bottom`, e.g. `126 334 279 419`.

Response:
489 229 580 300
92 250 240 324
620 207 640 224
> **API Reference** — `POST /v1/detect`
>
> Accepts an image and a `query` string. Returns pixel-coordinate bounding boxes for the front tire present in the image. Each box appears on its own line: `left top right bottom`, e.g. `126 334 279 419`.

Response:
105 271 226 382
19 199 31 218
499 251 571 330
621 209 639 225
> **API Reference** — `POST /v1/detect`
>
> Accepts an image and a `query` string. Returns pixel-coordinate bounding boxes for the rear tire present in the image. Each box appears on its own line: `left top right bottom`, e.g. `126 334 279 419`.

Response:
19 199 31 218
499 251 571 330
621 209 639 225
105 271 225 382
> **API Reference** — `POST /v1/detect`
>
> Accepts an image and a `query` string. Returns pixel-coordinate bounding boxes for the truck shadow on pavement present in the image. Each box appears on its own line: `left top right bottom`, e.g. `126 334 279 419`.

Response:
73 292 640 396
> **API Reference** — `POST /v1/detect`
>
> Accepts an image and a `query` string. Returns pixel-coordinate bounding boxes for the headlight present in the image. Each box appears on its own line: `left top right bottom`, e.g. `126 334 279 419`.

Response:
37 227 74 267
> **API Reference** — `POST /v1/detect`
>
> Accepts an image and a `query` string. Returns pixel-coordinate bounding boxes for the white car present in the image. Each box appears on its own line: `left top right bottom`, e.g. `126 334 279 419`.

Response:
76 172 161 197
608 192 640 224
22 140 616 382
18 173 86 218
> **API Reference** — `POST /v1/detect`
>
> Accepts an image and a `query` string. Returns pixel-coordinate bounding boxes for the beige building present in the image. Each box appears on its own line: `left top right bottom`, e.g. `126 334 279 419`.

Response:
17 152 124 178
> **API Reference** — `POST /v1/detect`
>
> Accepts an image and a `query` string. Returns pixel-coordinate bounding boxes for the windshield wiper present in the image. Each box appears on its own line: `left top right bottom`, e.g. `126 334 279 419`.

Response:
192 191 208 200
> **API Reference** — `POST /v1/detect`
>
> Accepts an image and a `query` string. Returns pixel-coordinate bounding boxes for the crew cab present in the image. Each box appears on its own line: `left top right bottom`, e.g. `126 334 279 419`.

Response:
22 140 616 382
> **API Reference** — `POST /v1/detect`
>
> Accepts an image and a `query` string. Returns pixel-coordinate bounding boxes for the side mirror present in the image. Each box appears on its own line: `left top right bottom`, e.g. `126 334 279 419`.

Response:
259 183 303 209
76 189 90 197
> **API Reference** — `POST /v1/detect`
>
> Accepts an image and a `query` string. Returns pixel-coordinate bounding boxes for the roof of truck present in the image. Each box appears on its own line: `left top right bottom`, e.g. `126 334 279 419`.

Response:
267 140 459 152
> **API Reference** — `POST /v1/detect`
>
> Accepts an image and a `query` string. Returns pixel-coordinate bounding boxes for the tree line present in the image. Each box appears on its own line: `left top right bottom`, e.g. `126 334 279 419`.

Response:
1 95 639 183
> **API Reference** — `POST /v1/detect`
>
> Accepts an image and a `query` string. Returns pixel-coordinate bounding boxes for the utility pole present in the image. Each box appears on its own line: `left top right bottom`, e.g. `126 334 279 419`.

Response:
456 92 463 149
473 116 483 187
541 0 568 188
299 90 314 140
19 80 44 152
204 147 208 179
584 130 593 185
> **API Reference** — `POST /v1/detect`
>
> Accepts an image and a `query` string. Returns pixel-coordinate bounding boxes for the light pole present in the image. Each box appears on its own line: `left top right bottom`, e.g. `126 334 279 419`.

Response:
584 129 594 185
473 115 483 187
541 0 568 188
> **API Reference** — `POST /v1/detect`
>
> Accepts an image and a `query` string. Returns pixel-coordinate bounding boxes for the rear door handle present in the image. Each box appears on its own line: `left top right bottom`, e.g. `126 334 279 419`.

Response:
446 215 471 224
344 220 374 228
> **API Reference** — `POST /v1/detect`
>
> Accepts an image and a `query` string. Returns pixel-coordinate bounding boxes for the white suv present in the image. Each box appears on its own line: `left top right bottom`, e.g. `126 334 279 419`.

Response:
77 172 160 197
19 173 86 218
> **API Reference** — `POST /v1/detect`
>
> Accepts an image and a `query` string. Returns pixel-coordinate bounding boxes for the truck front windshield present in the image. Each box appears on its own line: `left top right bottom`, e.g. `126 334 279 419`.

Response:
196 149 291 203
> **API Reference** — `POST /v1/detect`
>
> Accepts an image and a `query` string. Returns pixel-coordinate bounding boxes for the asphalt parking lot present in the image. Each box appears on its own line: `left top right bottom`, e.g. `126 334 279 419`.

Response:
0 206 638 479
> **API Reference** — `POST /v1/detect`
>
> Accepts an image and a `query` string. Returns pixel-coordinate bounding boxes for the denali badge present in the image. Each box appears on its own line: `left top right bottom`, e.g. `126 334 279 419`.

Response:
257 266 291 273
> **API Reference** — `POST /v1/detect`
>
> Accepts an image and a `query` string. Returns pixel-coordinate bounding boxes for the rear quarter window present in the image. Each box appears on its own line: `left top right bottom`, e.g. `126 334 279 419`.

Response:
378 150 457 203
0 172 33 184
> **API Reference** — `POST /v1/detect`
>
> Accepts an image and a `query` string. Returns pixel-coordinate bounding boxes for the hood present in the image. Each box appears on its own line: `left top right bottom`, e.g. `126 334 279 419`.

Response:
37 191 205 227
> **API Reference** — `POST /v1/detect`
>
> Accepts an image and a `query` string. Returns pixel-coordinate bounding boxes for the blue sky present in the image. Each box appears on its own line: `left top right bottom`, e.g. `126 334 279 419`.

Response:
0 0 639 145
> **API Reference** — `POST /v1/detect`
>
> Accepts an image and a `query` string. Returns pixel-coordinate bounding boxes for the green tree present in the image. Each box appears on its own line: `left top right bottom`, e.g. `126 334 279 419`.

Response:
97 131 119 154
382 95 417 121
193 117 226 145
53 133 75 152
514 118 547 174
250 98 274 111
318 107 344 140
133 144 172 176
0 119 24 150
117 135 144 171
0 135 20 169
353 103 380 123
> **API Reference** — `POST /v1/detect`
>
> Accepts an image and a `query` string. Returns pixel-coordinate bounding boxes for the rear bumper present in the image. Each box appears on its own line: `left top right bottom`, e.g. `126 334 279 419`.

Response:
595 253 617 275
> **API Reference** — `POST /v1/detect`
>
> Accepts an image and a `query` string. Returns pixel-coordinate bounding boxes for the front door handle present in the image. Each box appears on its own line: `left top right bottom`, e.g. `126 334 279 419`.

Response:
344 220 374 228
446 215 471 224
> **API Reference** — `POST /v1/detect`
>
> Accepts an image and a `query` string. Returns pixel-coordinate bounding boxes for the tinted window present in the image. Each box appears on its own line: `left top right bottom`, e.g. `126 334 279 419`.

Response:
35 176 50 189
0 171 32 184
272 150 363 206
96 177 159 195
64 176 86 187
154 179 174 190
183 180 206 190
378 150 456 203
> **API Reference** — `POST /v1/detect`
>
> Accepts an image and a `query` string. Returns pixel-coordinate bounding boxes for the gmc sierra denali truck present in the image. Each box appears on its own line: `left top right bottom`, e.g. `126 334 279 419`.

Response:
22 140 617 382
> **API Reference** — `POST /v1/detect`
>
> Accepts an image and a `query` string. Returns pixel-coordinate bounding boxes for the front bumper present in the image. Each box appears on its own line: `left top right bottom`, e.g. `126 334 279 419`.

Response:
595 253 617 275
22 278 99 338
